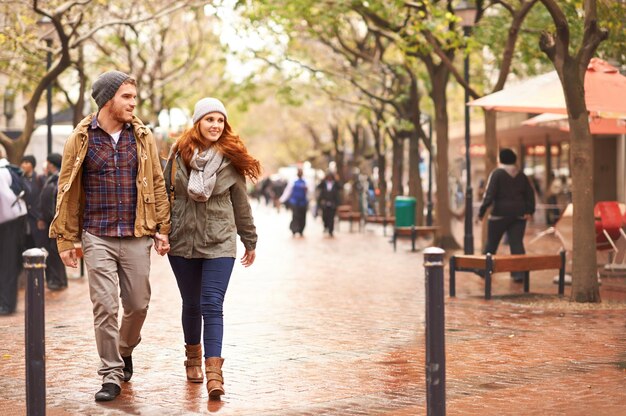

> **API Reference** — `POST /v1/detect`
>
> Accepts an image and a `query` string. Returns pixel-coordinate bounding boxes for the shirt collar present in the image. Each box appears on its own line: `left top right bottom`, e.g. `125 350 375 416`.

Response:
90 112 131 131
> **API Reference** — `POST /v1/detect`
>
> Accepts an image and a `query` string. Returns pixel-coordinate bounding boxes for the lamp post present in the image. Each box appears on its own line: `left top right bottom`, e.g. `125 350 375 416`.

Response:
3 89 15 128
455 0 477 254
38 17 54 156
421 114 434 226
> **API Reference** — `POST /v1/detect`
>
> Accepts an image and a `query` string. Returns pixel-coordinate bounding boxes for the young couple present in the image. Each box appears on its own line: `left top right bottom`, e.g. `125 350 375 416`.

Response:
50 70 260 402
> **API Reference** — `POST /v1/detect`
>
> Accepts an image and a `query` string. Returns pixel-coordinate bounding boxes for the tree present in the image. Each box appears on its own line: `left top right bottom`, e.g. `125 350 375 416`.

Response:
0 0 202 163
538 0 608 302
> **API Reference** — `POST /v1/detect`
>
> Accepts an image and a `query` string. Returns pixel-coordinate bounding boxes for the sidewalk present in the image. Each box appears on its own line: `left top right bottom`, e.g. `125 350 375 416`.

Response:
1 203 625 415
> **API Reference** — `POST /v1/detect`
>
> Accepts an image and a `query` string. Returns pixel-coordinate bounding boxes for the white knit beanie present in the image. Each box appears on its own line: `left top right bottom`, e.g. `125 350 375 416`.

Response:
192 97 228 124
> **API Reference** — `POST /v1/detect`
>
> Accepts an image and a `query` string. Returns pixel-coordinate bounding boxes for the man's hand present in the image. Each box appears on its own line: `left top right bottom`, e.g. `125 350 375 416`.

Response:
241 249 256 267
60 248 78 268
153 232 170 256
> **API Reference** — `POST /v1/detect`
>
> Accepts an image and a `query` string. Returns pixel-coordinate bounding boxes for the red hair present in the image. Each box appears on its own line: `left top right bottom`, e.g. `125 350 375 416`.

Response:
175 120 261 181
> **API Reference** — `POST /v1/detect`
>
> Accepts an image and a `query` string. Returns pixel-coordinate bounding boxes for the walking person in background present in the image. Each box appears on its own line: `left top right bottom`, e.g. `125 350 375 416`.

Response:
49 70 171 402
477 148 535 282
20 155 46 249
0 152 28 315
37 153 67 290
316 171 341 237
280 167 309 237
164 97 260 400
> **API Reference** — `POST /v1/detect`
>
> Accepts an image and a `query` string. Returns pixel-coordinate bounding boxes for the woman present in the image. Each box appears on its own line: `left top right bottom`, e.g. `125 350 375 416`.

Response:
164 97 260 400
316 171 341 237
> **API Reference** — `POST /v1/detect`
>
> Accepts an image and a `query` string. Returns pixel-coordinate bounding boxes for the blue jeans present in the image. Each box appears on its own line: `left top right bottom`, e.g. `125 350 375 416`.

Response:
168 256 235 357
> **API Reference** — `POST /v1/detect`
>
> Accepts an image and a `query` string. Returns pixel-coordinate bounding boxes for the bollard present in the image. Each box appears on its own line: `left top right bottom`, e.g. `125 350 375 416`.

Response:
23 248 48 416
423 247 446 416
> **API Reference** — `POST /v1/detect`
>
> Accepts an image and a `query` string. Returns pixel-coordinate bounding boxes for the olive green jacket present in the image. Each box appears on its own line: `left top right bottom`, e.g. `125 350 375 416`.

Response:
164 154 257 259
49 114 171 253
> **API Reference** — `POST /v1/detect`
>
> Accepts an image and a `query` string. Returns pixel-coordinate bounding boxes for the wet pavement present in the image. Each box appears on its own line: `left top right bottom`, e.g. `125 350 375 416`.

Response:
1 202 626 415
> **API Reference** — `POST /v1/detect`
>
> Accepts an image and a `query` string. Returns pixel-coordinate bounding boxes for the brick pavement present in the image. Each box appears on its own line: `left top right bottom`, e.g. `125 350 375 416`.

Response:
1 203 625 415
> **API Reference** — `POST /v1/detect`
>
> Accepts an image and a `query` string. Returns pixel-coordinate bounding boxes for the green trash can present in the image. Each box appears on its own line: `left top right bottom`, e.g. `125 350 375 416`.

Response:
394 196 416 227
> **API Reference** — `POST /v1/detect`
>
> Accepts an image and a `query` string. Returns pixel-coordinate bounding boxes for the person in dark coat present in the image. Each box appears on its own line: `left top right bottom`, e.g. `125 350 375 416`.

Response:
20 155 46 248
38 153 67 290
478 148 535 282
316 172 341 237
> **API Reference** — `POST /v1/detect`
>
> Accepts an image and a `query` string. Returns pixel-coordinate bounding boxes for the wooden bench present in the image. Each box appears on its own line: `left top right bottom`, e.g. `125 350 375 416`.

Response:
365 215 395 236
392 225 439 252
337 205 362 232
449 252 566 300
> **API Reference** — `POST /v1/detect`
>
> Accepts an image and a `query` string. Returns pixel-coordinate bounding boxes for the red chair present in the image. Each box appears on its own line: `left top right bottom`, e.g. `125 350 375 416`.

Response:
594 201 623 251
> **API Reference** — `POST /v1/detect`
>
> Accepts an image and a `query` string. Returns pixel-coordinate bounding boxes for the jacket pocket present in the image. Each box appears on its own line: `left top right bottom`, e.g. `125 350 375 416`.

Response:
204 202 232 245
143 193 157 230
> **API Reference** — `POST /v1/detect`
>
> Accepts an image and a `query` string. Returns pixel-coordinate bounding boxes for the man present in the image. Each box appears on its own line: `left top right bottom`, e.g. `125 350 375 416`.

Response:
20 155 46 249
49 70 171 402
37 153 67 290
0 152 28 315
478 148 535 282
280 167 309 236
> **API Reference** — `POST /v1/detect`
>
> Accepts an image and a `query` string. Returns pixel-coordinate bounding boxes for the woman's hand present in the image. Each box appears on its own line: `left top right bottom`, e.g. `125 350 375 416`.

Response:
241 249 256 267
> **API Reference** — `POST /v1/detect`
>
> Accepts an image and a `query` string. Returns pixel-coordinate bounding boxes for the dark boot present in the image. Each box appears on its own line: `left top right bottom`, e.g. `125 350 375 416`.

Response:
122 355 133 382
185 344 204 383
94 383 121 402
205 357 225 400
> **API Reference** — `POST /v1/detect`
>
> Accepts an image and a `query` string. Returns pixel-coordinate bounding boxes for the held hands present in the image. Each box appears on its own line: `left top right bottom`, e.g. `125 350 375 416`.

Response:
153 232 170 256
60 249 78 268
241 249 256 267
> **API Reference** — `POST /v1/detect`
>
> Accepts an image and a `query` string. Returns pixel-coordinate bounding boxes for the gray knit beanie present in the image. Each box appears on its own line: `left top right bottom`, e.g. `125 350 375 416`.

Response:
192 97 228 124
91 70 131 109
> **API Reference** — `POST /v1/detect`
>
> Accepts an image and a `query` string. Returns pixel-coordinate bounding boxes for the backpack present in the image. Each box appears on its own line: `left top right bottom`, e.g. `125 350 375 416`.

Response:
288 178 308 207
5 164 31 201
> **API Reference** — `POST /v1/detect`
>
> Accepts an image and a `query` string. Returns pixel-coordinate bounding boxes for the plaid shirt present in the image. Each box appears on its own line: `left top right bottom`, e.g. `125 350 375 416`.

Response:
82 116 138 237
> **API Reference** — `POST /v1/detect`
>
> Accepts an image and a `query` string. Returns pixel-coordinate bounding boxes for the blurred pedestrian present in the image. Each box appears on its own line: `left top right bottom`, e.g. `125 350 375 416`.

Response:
20 155 46 249
316 171 341 237
0 153 28 315
478 148 535 282
280 167 309 236
37 153 67 290
164 97 260 400
49 70 171 402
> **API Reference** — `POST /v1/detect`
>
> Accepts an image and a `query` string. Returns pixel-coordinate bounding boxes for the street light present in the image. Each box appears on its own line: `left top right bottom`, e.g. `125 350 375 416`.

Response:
38 17 55 156
455 0 477 254
3 89 15 128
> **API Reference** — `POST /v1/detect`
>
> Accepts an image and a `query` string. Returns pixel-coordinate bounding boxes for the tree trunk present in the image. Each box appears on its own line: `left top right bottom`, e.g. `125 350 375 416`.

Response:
431 80 460 249
408 133 424 225
561 68 600 302
481 109 499 251
390 137 404 215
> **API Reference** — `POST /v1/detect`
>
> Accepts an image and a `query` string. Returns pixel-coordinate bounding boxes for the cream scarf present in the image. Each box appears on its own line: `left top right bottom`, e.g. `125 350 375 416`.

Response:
187 147 224 202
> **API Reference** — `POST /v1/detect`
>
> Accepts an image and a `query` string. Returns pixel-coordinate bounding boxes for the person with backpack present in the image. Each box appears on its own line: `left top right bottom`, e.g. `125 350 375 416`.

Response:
280 167 310 237
0 153 28 315
38 153 67 291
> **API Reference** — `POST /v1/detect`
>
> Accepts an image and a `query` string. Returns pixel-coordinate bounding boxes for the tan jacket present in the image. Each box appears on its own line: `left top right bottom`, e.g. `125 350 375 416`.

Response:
49 114 171 253
164 155 257 259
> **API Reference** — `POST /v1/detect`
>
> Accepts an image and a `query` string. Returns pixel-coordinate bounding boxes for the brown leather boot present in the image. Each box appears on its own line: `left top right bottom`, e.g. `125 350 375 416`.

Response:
205 357 225 399
184 344 204 383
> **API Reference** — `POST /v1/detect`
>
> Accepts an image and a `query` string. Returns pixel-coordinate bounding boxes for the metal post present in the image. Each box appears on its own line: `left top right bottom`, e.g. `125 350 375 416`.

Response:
426 117 434 226
424 247 446 416
463 25 474 255
23 248 47 416
46 39 53 156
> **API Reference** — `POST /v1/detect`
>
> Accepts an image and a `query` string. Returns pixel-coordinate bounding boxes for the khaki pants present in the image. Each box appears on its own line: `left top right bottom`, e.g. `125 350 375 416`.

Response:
82 231 153 386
